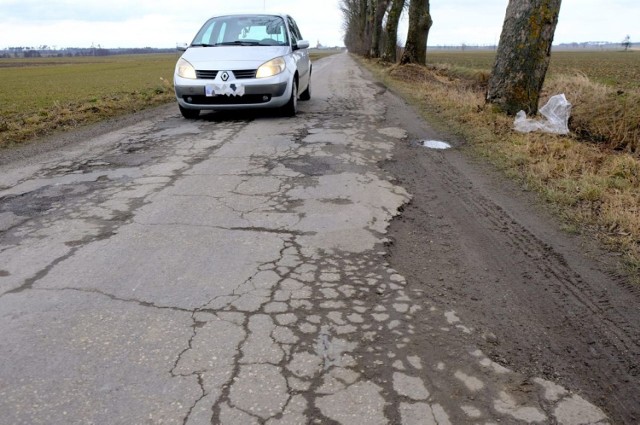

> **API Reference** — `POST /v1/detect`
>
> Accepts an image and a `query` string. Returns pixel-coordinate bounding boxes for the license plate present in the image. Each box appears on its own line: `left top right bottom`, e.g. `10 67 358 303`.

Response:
205 85 217 97
205 84 245 97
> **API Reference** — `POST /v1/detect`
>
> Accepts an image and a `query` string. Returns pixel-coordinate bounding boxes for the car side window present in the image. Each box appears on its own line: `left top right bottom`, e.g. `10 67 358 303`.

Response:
291 18 304 41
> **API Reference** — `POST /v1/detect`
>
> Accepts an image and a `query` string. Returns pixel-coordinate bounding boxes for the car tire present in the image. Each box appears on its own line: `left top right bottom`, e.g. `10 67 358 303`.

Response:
281 80 298 117
300 74 311 101
179 105 200 119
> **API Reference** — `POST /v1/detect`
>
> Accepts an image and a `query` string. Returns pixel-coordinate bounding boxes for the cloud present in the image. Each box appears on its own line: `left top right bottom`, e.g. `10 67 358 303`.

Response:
0 0 345 48
1 0 139 22
0 0 637 49
427 1 507 45
555 1 640 43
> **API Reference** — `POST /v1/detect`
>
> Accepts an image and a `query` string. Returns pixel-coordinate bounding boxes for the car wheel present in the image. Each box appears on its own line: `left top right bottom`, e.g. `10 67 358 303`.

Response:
300 75 311 101
179 105 200 119
281 80 298 117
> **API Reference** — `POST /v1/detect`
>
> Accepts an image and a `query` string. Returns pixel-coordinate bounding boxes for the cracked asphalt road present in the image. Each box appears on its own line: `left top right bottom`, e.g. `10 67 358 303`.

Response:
0 53 630 424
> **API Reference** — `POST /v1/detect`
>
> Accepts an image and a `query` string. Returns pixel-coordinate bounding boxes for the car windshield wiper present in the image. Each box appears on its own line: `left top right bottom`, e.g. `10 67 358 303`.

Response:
214 41 261 46
190 43 217 47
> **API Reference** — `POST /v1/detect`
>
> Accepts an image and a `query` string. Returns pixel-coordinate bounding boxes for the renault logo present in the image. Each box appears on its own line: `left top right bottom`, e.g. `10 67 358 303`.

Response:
221 72 229 82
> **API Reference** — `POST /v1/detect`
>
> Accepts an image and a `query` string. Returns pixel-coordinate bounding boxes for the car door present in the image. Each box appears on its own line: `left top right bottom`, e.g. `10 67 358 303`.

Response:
287 16 310 93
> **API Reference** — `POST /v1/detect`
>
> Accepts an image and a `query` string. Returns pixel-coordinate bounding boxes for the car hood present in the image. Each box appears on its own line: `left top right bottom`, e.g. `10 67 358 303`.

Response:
181 46 290 70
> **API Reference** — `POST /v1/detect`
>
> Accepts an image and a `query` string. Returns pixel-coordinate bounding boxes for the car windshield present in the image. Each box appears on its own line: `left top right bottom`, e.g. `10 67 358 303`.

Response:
191 15 289 47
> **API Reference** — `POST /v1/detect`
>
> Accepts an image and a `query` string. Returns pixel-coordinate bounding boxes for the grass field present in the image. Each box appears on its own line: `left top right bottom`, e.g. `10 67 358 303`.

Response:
0 54 177 146
427 50 640 89
0 50 339 147
0 54 177 116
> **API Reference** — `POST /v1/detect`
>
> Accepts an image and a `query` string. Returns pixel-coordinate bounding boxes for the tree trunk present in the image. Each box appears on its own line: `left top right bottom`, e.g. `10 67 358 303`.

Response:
361 0 372 56
486 0 562 115
370 0 391 58
400 0 432 65
382 0 405 62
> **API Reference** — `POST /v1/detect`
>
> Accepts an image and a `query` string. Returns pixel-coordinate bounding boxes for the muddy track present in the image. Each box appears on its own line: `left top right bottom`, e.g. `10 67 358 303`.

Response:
381 90 640 424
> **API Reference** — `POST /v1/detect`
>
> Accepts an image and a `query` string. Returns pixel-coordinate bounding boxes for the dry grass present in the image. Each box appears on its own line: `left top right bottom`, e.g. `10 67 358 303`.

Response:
543 74 639 153
0 85 174 147
361 56 640 279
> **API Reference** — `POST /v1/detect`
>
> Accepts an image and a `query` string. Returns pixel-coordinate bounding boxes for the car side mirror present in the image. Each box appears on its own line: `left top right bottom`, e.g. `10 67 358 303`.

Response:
177 43 189 52
294 40 310 50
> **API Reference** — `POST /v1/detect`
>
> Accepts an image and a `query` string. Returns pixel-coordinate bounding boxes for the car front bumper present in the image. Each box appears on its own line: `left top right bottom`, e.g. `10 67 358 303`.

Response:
174 74 291 111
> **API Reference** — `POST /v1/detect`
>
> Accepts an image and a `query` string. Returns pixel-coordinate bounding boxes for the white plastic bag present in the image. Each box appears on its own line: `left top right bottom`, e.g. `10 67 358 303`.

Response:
514 94 572 135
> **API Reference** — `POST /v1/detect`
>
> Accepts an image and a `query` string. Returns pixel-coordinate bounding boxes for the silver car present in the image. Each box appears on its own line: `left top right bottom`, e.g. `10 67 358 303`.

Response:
174 14 311 118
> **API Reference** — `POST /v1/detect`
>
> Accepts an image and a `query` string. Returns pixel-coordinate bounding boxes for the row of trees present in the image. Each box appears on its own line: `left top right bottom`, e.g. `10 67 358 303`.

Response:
340 0 563 115
340 0 431 64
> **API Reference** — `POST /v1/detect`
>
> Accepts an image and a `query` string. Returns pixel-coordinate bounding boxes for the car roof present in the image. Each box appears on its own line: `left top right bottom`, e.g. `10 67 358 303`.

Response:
207 13 291 20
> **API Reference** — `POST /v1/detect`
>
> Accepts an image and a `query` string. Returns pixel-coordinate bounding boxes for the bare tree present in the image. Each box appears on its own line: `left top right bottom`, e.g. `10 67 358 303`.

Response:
486 0 562 115
400 0 433 65
370 0 391 58
342 0 407 61
381 0 406 62
341 0 372 55
622 35 631 51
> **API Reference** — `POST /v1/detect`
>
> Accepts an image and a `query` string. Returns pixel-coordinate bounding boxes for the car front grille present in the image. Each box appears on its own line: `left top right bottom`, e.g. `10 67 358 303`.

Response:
195 70 257 80
232 70 257 79
195 70 218 79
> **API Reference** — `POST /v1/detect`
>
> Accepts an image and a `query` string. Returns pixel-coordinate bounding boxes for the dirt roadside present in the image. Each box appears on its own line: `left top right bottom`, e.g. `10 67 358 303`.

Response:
379 83 640 423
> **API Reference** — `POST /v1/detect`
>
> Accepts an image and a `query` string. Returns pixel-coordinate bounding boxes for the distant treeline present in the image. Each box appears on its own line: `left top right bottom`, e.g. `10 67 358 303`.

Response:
0 47 176 58
428 41 638 51
1 41 636 59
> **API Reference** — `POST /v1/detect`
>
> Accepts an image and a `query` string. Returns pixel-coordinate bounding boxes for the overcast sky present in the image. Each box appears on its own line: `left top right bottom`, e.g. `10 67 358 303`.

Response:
0 0 637 49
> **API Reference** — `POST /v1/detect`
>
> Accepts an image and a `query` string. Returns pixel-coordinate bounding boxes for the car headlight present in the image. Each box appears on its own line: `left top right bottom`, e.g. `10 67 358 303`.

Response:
256 57 286 78
176 58 196 79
